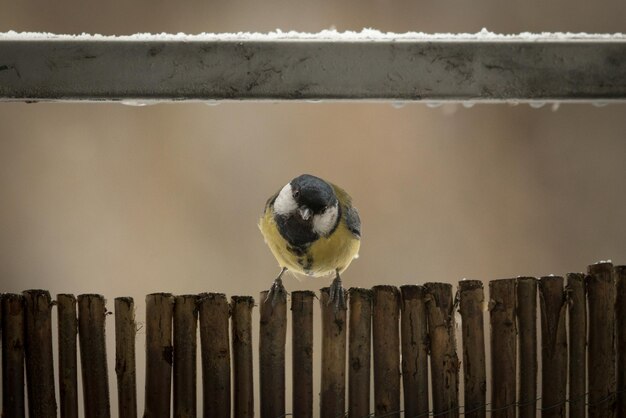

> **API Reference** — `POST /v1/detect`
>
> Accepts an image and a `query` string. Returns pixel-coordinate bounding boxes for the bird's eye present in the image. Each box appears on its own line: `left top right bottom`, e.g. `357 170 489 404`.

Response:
292 190 300 199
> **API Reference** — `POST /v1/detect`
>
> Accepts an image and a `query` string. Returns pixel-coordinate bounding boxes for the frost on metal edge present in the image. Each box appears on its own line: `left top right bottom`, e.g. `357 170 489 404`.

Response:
1 27 625 41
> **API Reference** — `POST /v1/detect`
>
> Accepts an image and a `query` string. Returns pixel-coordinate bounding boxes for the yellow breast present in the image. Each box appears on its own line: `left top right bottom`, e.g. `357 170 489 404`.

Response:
259 208 360 277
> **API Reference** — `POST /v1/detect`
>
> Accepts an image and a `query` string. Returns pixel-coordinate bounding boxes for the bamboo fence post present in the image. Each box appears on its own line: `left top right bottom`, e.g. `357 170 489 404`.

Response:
173 295 198 418
348 288 372 418
538 276 567 418
77 294 111 418
114 297 138 418
144 293 174 418
291 291 315 418
458 280 486 418
425 282 460 418
57 294 78 418
372 286 400 418
586 262 616 418
400 285 429 418
198 293 231 418
516 277 537 418
616 265 626 418
2 294 26 418
489 279 516 418
259 291 287 418
231 296 255 418
23 289 57 418
320 287 347 418
566 273 586 418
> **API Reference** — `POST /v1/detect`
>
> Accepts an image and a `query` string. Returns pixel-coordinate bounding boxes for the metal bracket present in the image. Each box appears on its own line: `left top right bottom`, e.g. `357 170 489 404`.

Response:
1 34 625 102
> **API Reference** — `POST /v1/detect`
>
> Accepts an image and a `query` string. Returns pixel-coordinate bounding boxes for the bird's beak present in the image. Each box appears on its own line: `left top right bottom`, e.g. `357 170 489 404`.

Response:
298 206 312 221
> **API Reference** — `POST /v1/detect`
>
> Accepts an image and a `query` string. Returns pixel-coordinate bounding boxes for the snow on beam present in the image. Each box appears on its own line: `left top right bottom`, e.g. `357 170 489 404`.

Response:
1 31 626 102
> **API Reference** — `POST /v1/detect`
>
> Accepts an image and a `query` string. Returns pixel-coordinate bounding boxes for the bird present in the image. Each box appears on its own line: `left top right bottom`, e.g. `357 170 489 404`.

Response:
259 174 361 309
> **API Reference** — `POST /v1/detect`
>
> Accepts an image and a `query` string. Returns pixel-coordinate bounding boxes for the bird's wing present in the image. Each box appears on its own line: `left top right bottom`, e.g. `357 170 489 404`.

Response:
258 189 280 235
331 183 361 238
345 206 361 238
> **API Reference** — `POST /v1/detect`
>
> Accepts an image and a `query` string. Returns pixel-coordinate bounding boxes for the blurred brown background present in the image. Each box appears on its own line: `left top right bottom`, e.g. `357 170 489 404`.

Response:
1 0 625 415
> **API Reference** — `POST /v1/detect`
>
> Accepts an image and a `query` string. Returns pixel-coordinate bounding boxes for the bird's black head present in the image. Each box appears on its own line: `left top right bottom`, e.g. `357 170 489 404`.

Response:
289 174 338 215
272 174 341 247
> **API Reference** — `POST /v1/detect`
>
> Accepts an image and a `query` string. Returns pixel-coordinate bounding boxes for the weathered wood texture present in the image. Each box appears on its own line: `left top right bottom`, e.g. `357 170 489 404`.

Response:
400 285 429 418
198 293 231 418
516 277 537 418
320 287 347 418
292 291 315 418
425 282 459 418
23 289 57 418
114 297 138 418
4 266 626 418
78 294 111 418
232 296 255 418
2 294 26 418
144 293 174 418
566 273 586 418
260 291 287 418
372 285 400 418
458 281 486 418
57 294 79 418
586 262 616 418
489 279 517 418
616 265 626 418
348 288 372 418
173 295 198 418
538 277 567 418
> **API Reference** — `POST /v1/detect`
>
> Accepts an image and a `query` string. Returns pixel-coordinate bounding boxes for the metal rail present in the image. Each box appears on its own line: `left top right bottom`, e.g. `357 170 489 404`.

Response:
1 37 625 102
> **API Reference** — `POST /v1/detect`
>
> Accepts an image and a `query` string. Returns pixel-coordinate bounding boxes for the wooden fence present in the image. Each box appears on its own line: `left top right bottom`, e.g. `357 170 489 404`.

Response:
1 261 626 418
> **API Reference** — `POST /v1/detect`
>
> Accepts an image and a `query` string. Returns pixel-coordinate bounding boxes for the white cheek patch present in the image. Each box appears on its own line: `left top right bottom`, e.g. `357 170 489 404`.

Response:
273 183 297 216
312 204 339 236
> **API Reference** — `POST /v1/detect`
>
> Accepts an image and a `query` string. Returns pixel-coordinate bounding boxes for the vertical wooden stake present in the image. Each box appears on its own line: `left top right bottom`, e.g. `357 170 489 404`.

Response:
78 294 111 418
586 262 616 418
348 288 372 418
320 287 347 418
231 296 255 418
23 289 57 418
458 280 486 418
400 285 429 418
115 297 138 418
566 273 586 418
291 291 315 418
372 285 400 418
489 279 516 418
2 294 26 418
173 295 198 418
57 294 79 418
516 277 537 418
198 293 230 418
616 265 626 418
539 276 567 418
538 276 567 418
144 293 174 418
425 282 460 418
259 291 287 418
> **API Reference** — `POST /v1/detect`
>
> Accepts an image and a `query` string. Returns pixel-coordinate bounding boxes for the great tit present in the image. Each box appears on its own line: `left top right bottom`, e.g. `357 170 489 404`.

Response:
259 174 361 309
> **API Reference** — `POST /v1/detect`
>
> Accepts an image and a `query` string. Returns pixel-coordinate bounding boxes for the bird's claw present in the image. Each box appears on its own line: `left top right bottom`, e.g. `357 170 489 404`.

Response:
328 273 346 311
265 269 288 307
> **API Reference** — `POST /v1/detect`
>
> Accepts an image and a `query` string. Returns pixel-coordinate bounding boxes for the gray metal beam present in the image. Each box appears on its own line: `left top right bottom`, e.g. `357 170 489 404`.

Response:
1 39 625 102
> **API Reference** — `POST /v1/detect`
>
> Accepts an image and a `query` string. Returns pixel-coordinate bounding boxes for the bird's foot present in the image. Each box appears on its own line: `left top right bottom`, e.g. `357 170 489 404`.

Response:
265 268 288 307
328 272 346 311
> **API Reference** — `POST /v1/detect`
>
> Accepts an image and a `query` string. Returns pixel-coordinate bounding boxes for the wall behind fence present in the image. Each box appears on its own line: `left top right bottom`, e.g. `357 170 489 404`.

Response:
2 260 625 417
